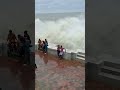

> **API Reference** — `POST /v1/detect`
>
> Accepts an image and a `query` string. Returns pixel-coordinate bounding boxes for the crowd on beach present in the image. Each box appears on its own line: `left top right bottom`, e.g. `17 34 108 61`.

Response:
7 30 36 67
38 39 66 59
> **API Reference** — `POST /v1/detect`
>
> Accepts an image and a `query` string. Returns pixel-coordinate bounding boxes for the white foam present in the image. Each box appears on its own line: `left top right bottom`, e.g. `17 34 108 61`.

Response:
35 14 85 52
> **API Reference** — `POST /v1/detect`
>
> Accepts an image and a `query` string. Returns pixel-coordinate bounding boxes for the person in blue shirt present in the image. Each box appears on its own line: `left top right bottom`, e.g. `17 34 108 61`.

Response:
44 39 48 54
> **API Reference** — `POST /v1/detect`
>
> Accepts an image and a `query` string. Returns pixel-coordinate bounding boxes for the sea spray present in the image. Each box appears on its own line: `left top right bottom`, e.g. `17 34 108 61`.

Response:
35 14 85 52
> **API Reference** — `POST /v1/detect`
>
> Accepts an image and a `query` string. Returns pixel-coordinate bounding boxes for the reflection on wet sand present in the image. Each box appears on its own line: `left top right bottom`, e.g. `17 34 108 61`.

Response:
35 51 85 90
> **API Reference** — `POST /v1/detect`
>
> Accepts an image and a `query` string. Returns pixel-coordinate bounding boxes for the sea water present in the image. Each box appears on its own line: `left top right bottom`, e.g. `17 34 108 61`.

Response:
35 12 85 53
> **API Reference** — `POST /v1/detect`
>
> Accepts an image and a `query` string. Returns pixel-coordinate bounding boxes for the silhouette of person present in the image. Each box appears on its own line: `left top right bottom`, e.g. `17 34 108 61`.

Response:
38 39 41 50
44 39 48 54
7 30 17 53
24 30 31 44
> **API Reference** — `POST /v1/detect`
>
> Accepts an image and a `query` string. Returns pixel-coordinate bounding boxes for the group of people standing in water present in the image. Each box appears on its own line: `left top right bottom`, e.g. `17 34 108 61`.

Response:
38 39 48 54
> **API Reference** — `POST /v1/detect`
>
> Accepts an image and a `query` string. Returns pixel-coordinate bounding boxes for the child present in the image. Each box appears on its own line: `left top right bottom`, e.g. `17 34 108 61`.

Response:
59 45 64 59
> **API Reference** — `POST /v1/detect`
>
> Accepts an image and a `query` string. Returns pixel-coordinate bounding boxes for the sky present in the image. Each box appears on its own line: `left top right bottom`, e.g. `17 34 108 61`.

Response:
35 0 85 13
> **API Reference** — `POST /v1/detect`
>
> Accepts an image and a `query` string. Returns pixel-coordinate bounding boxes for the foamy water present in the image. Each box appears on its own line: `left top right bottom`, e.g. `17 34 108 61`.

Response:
35 13 85 52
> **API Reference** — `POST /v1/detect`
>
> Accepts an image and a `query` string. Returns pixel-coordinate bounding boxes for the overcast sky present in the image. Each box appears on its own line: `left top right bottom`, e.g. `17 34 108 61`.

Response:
35 0 85 13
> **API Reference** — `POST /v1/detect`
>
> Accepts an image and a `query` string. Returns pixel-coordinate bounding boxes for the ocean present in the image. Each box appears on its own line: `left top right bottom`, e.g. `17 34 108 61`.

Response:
35 12 85 53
